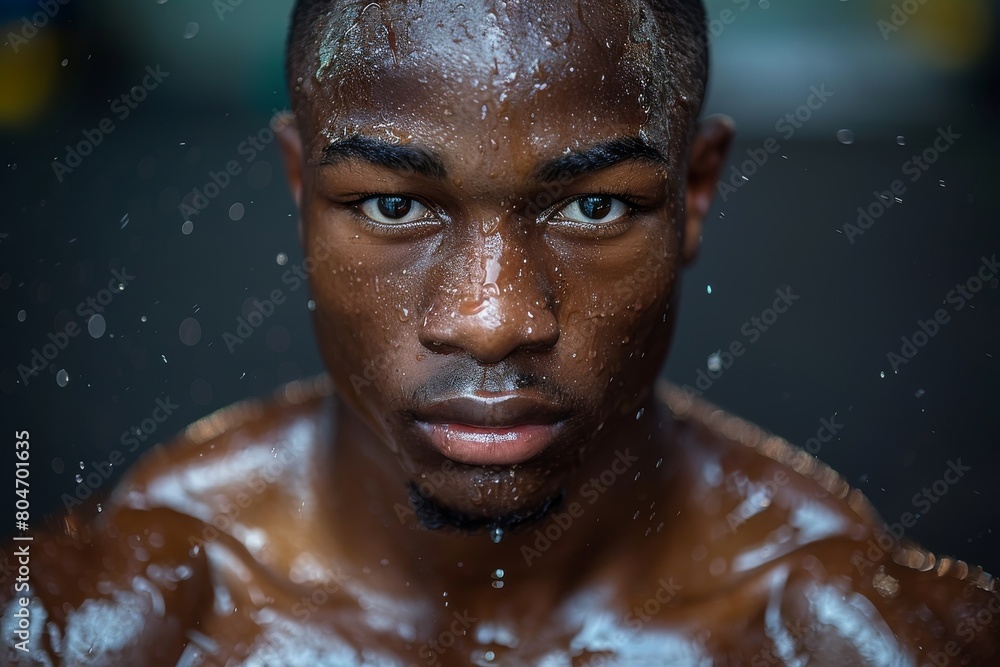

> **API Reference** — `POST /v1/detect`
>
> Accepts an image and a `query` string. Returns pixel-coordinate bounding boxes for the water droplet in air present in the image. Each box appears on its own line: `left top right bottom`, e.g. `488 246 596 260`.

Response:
707 352 722 372
56 369 69 387
181 220 194 235
178 317 202 346
75 474 83 483
276 252 288 265
915 388 925 398
61 59 68 67
307 300 316 311
88 314 106 339
490 527 504 543
635 408 645 420
17 310 26 322
836 129 855 145
879 371 885 379
183 22 199 39
229 203 245 221
896 136 906 146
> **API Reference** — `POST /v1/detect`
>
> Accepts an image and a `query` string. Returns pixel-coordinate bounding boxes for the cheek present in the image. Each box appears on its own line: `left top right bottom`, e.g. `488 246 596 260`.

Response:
305 235 389 383
555 229 678 392
303 227 428 408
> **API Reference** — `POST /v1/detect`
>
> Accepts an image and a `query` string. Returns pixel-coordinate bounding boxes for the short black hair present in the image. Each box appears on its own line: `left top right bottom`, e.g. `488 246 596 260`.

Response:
284 0 709 121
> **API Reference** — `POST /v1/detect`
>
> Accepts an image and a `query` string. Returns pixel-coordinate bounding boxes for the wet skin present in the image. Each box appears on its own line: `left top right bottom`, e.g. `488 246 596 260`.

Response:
4 0 1000 664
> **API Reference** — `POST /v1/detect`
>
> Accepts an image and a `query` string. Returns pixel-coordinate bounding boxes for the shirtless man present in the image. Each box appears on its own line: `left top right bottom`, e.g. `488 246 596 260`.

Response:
3 0 998 664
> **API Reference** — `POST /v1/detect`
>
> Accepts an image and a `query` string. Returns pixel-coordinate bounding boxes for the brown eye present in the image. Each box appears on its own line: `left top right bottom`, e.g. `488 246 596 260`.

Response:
556 195 630 224
358 195 432 225
579 196 613 219
377 196 411 219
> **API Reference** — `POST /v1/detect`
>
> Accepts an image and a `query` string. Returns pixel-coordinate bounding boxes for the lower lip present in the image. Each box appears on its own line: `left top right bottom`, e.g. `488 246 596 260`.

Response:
417 422 563 466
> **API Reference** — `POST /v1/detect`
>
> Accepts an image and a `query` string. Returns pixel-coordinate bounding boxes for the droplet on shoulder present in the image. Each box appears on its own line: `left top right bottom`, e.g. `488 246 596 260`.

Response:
872 568 899 598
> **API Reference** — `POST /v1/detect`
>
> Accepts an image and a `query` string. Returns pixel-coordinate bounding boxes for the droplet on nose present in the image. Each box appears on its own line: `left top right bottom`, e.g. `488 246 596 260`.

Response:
459 298 488 316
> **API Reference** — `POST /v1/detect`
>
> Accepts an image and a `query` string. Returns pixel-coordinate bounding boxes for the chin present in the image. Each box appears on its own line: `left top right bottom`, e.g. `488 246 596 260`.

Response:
407 478 567 537
402 458 569 532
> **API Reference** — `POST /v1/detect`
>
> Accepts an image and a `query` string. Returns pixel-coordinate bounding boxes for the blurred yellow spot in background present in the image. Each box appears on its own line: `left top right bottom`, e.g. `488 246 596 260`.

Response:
0 24 59 127
879 0 992 69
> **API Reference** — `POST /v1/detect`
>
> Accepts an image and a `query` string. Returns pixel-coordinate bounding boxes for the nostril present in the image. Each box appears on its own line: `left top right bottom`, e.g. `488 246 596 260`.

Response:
424 340 463 355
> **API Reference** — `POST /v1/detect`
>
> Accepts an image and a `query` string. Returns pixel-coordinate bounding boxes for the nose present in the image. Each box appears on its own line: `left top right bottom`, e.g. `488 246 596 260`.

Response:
418 230 559 364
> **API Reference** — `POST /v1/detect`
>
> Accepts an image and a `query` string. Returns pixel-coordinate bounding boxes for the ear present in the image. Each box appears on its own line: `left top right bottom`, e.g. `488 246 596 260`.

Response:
276 112 304 210
682 114 734 265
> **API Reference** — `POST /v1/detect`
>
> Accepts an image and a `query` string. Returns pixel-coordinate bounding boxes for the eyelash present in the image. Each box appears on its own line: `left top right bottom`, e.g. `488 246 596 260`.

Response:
544 190 646 238
548 190 644 217
342 190 647 236
344 192 443 236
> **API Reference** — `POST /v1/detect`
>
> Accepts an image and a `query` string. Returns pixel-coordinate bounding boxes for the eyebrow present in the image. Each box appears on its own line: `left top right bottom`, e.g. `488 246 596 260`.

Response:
319 134 668 183
320 135 447 179
533 136 669 183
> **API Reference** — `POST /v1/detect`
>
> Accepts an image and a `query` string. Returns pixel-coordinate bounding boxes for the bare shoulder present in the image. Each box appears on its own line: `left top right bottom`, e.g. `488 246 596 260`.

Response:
1 380 333 665
656 381 1000 663
1 505 213 665
109 374 335 534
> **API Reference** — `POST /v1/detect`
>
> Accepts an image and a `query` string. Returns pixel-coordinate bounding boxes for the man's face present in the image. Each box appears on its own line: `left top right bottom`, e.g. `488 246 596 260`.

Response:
281 0 723 525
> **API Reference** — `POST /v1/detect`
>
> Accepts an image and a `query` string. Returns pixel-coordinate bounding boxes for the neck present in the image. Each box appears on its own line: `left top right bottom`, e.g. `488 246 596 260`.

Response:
319 390 688 605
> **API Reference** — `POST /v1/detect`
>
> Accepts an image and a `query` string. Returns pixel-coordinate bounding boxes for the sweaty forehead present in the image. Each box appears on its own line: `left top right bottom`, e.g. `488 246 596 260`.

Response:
293 0 678 159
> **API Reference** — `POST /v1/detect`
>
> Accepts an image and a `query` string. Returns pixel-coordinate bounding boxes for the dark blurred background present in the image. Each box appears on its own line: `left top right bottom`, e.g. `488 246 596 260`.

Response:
1 0 998 570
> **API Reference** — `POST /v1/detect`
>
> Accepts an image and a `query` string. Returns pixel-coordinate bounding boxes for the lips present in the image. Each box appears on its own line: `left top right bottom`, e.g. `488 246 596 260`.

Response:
411 393 568 465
